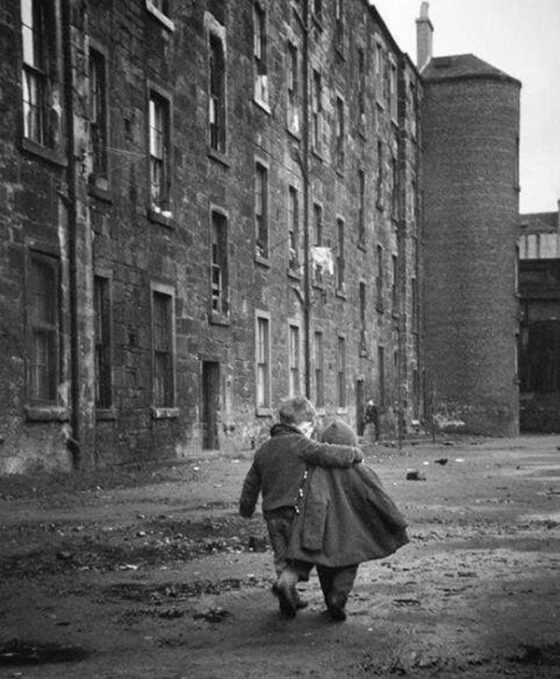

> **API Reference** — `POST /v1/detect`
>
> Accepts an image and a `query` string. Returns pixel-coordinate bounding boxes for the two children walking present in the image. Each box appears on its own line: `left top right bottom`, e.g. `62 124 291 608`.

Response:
239 396 408 622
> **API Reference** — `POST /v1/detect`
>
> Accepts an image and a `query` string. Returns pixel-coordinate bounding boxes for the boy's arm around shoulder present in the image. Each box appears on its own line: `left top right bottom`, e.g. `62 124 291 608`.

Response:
239 462 261 518
300 439 363 467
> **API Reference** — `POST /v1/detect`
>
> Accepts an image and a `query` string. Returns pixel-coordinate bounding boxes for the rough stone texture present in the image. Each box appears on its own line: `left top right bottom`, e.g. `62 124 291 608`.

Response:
0 0 422 473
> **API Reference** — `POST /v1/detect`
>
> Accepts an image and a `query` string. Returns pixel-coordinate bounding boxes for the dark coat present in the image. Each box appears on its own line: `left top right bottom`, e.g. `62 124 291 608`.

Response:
238 423 362 517
287 421 409 567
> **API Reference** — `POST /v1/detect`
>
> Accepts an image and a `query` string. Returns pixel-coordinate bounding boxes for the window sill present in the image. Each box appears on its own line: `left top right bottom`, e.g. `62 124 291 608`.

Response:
336 288 347 300
312 15 323 31
256 406 273 418
255 253 271 268
376 99 385 112
88 177 113 203
96 407 118 421
335 166 345 179
357 240 366 252
253 97 271 115
376 201 384 212
287 267 302 280
311 148 324 163
25 405 69 422
336 407 348 416
286 125 302 142
146 1 175 31
208 148 230 168
391 117 399 129
209 311 230 326
151 406 180 420
20 138 67 167
147 207 175 228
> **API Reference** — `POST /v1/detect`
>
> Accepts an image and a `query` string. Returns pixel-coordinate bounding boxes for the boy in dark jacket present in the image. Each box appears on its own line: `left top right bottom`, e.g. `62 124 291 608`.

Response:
239 397 362 618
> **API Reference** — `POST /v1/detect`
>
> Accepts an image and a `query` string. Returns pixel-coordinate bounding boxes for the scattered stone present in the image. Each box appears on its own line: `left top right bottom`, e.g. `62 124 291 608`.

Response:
434 458 448 465
192 607 231 623
406 470 426 481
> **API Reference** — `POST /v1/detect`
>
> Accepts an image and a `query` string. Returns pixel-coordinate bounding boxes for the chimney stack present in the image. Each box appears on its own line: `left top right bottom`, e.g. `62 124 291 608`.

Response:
416 2 433 72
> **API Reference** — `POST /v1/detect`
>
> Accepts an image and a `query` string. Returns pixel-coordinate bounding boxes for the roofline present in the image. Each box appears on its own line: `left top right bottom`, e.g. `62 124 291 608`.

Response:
424 70 522 88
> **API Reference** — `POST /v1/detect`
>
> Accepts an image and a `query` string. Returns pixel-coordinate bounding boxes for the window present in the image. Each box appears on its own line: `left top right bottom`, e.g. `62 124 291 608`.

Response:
289 324 301 396
378 345 385 407
152 290 174 407
89 48 108 179
312 69 322 153
376 140 384 207
376 244 383 311
287 43 300 133
336 218 345 292
256 314 271 409
209 32 226 153
392 255 398 313
357 48 365 125
359 282 366 351
27 252 59 405
314 331 324 408
210 211 229 316
313 203 323 283
337 336 346 409
335 0 344 49
391 154 399 219
94 275 112 409
390 61 398 120
149 92 170 211
255 162 268 258
411 277 418 329
253 3 268 105
288 186 300 271
21 0 58 147
335 96 344 169
358 169 365 246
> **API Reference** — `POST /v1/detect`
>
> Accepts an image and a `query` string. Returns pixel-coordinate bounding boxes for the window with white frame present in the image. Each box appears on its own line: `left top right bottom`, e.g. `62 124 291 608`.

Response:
152 289 174 407
209 32 226 153
256 314 271 409
27 252 59 405
390 60 398 120
357 48 365 125
21 0 58 147
288 186 300 271
210 210 228 316
255 162 268 258
287 42 300 133
149 91 170 211
359 281 367 350
376 140 384 207
376 244 383 311
289 324 301 396
335 0 344 48
335 96 344 169
358 169 365 245
313 202 323 283
253 3 268 105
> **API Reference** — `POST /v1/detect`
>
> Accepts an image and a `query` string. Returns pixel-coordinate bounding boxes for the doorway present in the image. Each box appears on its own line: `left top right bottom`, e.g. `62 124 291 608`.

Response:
201 361 220 450
356 379 365 436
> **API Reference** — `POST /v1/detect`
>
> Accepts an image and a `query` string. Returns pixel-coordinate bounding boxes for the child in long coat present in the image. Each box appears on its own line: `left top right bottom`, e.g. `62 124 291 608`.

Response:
287 419 409 620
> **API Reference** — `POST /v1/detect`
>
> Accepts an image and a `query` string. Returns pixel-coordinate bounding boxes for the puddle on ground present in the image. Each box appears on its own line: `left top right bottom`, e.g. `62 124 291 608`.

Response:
0 639 90 666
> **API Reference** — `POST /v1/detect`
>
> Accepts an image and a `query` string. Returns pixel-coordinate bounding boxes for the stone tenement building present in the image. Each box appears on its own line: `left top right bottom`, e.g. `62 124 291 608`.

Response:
0 0 423 473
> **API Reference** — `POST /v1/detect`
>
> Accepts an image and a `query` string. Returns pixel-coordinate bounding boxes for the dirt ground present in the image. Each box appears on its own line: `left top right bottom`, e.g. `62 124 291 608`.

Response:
0 434 559 679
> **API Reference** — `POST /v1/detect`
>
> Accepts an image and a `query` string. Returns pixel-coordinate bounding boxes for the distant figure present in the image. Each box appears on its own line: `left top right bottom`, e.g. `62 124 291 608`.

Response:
364 399 380 442
238 396 363 618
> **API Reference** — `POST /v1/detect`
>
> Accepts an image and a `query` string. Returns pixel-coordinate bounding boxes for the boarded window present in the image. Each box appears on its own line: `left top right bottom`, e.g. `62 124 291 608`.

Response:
255 163 268 258
89 48 108 178
152 290 174 407
94 275 112 408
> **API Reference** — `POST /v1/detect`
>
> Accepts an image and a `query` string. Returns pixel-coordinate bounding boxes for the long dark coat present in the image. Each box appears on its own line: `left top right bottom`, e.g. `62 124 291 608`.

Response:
287 459 409 568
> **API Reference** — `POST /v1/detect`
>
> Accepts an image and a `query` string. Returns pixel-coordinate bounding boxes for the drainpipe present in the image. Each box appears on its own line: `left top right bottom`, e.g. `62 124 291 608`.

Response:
62 0 81 470
293 0 312 398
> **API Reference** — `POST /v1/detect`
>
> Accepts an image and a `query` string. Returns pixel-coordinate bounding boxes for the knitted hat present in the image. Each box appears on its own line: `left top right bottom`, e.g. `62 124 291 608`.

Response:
320 419 358 446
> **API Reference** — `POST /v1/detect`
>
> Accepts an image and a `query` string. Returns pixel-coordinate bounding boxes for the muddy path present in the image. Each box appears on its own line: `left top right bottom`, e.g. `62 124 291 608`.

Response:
0 435 559 678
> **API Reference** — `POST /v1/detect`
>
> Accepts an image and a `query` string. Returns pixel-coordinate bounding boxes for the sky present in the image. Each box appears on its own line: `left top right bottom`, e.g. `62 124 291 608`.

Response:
370 0 560 214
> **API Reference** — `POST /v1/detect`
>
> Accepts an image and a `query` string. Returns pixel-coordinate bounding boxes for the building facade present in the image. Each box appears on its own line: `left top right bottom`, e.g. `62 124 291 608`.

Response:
518 203 560 432
0 0 423 473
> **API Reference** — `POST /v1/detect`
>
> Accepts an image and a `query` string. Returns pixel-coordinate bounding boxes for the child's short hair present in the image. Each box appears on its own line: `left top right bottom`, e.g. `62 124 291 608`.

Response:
278 396 317 426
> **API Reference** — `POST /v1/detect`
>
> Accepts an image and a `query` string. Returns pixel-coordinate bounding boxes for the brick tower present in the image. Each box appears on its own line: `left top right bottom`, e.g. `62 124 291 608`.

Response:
420 35 521 434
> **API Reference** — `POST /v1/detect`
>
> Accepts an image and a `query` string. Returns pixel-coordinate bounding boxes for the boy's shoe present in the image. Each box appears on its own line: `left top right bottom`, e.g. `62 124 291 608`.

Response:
271 584 308 610
271 582 297 618
327 594 347 622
